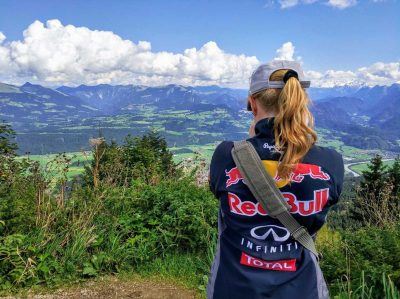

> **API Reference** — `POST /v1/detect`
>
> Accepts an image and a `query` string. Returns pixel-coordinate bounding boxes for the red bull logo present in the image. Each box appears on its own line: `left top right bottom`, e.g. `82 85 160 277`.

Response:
225 162 330 188
225 167 245 187
276 163 330 183
228 188 329 217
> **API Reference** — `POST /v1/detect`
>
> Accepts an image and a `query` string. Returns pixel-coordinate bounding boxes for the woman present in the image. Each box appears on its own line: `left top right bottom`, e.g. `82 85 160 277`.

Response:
206 60 344 299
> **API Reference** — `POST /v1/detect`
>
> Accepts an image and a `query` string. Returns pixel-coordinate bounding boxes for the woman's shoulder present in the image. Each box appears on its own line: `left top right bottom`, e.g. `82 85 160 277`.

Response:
210 141 235 168
306 143 344 184
309 143 343 164
213 140 234 156
209 141 235 195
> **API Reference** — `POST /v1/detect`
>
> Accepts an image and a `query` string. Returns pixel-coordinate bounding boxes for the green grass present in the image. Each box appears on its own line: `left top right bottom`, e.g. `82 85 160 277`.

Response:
171 143 217 163
135 253 209 297
17 151 92 179
350 159 396 174
20 152 91 165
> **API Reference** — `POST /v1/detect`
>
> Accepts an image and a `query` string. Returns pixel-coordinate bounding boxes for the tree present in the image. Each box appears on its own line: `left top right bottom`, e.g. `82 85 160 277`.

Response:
350 154 400 227
0 121 39 234
359 154 388 199
0 121 17 158
387 155 400 198
0 122 18 184
123 130 177 182
84 130 181 187
84 137 125 187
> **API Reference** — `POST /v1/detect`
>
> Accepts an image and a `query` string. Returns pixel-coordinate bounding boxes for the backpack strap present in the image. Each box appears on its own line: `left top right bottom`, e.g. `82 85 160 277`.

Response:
231 140 319 260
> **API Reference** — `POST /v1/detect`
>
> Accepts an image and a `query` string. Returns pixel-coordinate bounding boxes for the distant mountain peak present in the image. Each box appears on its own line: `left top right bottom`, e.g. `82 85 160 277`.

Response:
22 82 35 87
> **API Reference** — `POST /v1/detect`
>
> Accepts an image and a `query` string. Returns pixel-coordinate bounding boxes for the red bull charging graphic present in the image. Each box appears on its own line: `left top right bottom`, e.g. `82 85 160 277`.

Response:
225 161 331 188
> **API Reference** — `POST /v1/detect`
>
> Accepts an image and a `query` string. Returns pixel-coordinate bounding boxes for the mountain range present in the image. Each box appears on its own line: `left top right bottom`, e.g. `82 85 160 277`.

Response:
310 84 400 150
0 81 399 154
0 82 98 131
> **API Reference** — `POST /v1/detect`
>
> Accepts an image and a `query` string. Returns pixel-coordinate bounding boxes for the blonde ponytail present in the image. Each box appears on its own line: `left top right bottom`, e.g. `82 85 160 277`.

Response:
252 69 317 183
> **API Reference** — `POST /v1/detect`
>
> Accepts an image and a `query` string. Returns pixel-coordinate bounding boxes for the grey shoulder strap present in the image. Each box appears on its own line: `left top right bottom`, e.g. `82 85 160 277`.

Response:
231 140 319 259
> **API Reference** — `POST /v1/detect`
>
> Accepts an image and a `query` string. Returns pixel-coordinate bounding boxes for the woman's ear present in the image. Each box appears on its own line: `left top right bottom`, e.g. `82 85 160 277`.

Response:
249 96 257 116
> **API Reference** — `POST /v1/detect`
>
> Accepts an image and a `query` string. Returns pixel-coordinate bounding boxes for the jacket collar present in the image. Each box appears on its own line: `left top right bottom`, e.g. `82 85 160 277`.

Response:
254 117 275 139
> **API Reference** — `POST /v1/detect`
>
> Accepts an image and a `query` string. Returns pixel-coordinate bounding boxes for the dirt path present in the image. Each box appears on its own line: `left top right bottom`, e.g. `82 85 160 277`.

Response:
2 276 199 299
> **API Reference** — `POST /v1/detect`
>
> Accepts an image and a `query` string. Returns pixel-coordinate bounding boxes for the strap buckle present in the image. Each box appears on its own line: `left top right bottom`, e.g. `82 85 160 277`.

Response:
291 225 307 239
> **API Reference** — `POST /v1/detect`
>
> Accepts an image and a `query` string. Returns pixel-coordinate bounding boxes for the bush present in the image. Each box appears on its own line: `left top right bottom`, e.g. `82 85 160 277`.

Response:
0 128 219 293
84 131 181 187
318 224 400 298
0 158 43 235
0 175 218 292
82 177 218 266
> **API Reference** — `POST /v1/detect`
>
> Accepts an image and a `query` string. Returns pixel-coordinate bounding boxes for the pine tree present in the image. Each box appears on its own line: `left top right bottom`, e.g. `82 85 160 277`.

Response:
0 121 17 158
387 155 400 198
350 154 389 226
0 121 18 184
359 154 388 200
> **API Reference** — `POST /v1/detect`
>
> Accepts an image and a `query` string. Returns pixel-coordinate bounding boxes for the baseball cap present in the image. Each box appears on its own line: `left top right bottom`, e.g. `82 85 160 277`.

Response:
249 60 310 96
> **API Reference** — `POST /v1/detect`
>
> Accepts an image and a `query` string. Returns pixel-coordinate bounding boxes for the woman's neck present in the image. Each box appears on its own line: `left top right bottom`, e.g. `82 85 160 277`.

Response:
254 110 276 124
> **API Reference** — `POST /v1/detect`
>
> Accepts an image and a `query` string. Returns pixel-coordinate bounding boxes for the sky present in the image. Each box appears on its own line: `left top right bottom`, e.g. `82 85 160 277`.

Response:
0 0 399 88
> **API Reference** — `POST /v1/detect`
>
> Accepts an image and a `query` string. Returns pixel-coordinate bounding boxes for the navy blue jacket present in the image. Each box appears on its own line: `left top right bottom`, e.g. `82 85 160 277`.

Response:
206 117 344 299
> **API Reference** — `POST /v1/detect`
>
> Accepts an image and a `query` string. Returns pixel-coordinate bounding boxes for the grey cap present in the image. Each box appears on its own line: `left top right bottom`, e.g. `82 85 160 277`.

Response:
249 60 310 95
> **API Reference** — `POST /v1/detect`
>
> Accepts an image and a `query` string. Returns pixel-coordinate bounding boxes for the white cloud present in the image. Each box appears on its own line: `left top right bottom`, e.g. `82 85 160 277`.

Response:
305 62 400 87
278 0 319 8
305 69 358 87
0 32 17 81
0 32 5 44
0 20 259 87
274 42 295 61
274 0 383 9
326 0 357 9
0 20 398 88
279 0 300 8
357 62 400 85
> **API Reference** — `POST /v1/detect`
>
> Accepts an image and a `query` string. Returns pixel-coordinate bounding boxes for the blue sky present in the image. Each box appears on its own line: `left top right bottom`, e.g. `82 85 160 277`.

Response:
0 0 399 87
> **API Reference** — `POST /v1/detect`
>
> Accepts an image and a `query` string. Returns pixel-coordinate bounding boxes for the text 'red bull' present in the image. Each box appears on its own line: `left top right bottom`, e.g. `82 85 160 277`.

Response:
225 162 330 188
228 188 329 216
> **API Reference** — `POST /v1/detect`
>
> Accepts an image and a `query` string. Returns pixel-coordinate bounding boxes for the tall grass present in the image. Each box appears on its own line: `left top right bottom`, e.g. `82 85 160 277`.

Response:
333 272 399 299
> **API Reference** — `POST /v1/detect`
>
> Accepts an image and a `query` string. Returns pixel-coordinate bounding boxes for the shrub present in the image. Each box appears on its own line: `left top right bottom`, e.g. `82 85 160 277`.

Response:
318 224 400 298
84 131 181 187
0 158 43 235
350 154 400 227
0 173 218 292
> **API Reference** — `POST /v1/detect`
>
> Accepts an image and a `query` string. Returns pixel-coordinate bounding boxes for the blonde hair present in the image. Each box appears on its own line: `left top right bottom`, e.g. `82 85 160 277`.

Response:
252 69 317 183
